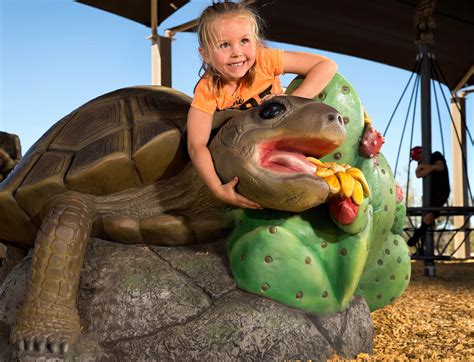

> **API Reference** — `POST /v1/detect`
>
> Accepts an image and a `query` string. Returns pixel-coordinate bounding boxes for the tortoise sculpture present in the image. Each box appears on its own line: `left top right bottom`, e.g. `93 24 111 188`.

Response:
0 74 410 355
0 86 346 353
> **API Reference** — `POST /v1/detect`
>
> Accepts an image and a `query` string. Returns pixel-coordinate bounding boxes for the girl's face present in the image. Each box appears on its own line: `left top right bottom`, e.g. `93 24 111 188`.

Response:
201 17 257 84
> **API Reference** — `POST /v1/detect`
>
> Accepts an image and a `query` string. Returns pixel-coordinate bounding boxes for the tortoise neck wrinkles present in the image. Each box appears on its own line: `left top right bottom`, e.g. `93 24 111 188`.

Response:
84 165 223 218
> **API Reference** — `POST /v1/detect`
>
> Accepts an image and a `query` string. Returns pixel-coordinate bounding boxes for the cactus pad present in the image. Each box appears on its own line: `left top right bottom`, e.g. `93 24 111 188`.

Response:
227 73 411 314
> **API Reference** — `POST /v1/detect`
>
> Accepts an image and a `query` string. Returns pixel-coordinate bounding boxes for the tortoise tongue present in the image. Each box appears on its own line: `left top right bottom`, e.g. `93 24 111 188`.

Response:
329 196 359 225
263 151 317 173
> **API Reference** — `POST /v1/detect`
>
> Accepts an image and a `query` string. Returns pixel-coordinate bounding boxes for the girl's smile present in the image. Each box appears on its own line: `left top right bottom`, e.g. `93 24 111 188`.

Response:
201 17 257 86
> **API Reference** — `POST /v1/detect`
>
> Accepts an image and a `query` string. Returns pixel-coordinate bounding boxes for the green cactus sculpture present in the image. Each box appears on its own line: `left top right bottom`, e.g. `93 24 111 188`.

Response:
227 73 411 314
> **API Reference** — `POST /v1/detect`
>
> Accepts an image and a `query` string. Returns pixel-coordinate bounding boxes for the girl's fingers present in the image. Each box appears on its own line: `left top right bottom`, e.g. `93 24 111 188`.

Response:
235 194 262 209
223 177 239 189
262 93 286 102
217 177 263 209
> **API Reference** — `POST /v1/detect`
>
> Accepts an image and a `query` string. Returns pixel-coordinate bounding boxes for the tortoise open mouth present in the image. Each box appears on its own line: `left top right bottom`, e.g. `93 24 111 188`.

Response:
258 138 339 174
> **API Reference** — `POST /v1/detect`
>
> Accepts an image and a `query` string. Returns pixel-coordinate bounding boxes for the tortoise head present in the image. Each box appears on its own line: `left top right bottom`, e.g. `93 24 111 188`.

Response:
209 96 346 212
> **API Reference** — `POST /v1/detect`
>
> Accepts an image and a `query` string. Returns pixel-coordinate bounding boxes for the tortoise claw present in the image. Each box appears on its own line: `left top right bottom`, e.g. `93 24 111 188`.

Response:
37 339 47 353
25 338 35 351
50 342 59 354
11 302 80 354
60 341 70 354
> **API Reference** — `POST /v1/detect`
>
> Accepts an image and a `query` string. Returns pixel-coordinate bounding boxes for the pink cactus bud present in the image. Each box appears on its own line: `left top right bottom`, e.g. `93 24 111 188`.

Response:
396 184 404 202
329 196 359 225
359 125 384 158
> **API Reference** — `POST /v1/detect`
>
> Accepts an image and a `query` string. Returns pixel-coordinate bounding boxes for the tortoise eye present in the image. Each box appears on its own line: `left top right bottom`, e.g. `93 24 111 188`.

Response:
259 102 286 119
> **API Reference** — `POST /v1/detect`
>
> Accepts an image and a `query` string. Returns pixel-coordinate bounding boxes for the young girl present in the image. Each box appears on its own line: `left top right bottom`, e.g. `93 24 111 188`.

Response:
187 1 338 209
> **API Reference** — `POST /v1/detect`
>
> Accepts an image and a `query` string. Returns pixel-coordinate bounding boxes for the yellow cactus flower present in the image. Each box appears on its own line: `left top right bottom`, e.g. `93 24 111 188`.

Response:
363 109 372 125
336 171 354 198
306 157 371 205
325 174 341 194
352 180 364 205
347 167 370 195
306 157 324 166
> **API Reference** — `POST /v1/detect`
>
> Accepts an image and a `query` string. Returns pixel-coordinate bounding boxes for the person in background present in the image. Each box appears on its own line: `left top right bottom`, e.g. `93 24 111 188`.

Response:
407 146 450 248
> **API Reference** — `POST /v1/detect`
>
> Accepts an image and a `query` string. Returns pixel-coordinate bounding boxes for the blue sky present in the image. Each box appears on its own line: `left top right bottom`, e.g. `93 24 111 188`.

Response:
1 0 472 204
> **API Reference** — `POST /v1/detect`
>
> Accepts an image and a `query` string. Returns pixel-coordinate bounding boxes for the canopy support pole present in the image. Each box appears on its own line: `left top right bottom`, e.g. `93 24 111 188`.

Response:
450 95 470 258
450 68 473 259
148 0 171 86
420 44 435 276
415 0 437 276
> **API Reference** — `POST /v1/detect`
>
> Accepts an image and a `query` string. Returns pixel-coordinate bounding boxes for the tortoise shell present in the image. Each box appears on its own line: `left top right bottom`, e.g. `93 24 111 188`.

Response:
0 86 192 245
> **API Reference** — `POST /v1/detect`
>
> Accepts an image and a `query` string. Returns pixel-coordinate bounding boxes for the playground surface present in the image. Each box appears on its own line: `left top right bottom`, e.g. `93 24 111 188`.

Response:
329 260 473 360
369 260 473 360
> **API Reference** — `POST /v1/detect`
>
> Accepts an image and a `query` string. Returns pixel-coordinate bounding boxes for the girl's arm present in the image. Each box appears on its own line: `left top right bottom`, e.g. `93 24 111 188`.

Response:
283 51 338 99
187 106 262 209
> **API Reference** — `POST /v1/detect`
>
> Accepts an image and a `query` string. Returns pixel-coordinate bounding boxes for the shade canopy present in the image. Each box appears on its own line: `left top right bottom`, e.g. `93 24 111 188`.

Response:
77 0 189 27
253 0 473 89
76 0 473 89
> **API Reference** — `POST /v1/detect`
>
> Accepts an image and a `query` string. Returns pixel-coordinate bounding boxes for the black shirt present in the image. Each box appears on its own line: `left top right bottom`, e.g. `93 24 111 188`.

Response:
429 151 450 197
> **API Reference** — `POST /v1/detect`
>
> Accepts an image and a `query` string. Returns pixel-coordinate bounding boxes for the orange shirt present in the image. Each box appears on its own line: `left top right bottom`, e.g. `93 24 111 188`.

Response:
191 47 284 114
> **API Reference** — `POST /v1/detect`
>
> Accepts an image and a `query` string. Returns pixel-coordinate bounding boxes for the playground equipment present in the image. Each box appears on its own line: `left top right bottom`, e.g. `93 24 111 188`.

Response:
382 1 473 276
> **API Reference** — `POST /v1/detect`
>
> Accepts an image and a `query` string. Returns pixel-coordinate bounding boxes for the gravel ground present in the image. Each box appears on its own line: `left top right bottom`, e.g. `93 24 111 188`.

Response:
331 260 473 360
370 260 474 360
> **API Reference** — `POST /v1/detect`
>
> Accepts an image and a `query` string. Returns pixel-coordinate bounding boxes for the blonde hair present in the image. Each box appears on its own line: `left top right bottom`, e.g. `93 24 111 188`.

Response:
197 1 265 97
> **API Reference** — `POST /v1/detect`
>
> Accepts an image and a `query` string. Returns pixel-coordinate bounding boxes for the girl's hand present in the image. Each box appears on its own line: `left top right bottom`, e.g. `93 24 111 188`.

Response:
262 93 286 102
213 177 263 209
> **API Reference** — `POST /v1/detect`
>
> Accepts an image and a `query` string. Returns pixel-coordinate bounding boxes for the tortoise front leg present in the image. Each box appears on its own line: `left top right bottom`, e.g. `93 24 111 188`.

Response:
10 195 93 354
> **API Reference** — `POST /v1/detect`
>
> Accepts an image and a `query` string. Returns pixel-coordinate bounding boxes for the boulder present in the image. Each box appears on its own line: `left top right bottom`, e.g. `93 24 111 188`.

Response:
0 238 373 360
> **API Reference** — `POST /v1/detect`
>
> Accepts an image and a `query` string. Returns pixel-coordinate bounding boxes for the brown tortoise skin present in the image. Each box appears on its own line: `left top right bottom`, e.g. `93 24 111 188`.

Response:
0 87 344 354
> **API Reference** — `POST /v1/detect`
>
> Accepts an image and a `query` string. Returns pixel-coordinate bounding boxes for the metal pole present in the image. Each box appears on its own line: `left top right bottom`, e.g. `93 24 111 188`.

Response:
420 44 435 276
450 95 470 258
148 0 172 87
149 0 161 86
